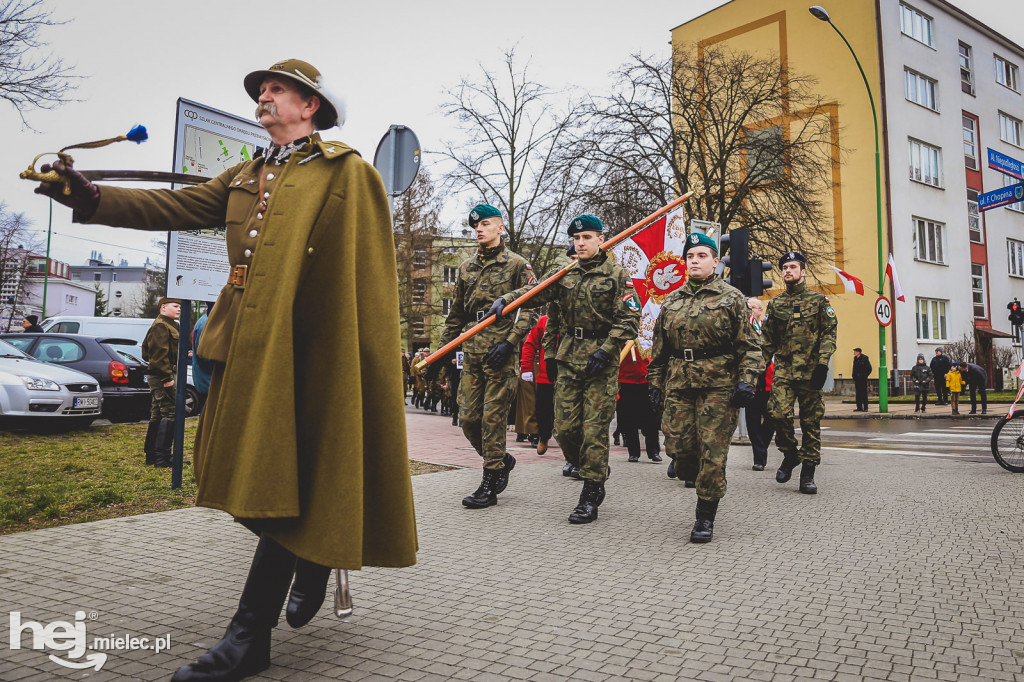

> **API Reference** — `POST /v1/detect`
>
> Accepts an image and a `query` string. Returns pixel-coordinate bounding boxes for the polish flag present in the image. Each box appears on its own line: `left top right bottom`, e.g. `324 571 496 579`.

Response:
829 265 865 295
885 253 906 302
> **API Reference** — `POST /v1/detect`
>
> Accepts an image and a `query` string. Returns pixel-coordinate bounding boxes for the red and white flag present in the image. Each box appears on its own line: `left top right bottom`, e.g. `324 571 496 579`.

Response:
829 265 865 295
885 253 906 302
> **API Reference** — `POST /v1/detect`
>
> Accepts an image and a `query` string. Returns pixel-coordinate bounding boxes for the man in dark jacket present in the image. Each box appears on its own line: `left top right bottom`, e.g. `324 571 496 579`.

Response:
20 315 44 333
142 298 180 467
852 348 872 412
959 361 988 414
930 347 951 405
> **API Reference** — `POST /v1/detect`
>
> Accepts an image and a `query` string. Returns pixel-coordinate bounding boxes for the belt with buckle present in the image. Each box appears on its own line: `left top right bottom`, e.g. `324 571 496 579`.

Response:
475 310 489 322
573 326 608 340
672 346 730 361
226 265 248 287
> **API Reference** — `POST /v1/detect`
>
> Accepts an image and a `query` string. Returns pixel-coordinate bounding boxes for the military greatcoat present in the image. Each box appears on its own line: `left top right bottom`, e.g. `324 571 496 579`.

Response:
83 135 417 569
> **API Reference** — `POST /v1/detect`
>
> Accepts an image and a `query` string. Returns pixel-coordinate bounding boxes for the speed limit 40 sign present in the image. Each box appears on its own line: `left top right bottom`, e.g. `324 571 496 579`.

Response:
874 296 893 327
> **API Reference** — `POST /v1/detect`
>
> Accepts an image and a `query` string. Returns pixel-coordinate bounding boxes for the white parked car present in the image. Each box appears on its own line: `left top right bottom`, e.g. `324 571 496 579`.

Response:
0 338 104 430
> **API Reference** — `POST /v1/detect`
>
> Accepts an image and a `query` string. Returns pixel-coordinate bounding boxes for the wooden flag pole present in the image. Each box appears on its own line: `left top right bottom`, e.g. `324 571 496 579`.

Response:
416 187 700 369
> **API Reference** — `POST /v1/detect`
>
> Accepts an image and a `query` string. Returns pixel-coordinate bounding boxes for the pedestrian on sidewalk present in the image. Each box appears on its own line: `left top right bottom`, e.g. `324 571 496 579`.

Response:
946 364 963 415
852 347 871 412
912 353 932 413
959 361 988 414
931 347 951 405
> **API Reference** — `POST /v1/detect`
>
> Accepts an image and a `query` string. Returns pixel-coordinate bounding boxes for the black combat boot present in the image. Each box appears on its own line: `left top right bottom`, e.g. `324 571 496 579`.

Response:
667 460 676 478
285 559 332 629
492 453 516 494
799 461 818 494
776 451 800 483
143 420 160 465
462 469 500 508
153 419 175 468
690 498 719 543
171 535 296 682
568 480 604 524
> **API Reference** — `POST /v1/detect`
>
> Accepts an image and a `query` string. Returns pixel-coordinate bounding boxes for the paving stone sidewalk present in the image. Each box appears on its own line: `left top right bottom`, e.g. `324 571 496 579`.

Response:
2 416 1024 681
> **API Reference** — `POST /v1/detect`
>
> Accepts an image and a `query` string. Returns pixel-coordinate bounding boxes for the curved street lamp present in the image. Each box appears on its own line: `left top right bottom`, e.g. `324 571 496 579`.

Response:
809 5 889 412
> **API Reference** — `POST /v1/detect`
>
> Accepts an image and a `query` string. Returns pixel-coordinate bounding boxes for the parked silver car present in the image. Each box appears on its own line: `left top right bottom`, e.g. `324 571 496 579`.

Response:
0 338 104 430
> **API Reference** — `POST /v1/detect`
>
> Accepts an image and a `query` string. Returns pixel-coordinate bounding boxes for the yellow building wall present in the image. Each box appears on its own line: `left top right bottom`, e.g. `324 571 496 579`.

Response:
672 0 888 380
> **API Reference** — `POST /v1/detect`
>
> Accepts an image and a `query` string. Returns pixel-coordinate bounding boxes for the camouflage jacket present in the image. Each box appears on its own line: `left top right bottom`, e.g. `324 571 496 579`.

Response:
762 281 838 381
142 314 179 384
647 275 763 391
504 252 639 366
439 244 537 354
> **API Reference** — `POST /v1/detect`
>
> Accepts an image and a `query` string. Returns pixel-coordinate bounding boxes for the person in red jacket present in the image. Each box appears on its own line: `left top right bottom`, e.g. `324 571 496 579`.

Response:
618 348 662 463
522 314 554 455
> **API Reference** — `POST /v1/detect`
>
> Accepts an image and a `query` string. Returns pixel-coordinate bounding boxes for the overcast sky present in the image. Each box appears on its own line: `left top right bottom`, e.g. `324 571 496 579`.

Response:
1 0 1018 268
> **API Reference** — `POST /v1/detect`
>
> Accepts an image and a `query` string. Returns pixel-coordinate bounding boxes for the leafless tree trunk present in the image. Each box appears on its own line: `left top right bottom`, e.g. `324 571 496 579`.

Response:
0 202 40 330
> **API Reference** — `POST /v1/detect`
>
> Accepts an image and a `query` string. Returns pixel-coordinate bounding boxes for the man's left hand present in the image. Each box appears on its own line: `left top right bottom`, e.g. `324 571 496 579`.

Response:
485 340 514 369
584 349 614 377
810 364 829 390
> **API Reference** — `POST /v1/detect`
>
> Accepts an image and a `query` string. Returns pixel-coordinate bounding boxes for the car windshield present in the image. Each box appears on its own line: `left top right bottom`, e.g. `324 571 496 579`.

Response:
0 338 31 359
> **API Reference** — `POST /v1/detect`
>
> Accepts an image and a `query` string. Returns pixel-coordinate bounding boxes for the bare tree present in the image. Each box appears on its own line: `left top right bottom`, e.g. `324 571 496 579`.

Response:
564 45 842 269
0 0 78 127
439 48 585 276
0 202 40 329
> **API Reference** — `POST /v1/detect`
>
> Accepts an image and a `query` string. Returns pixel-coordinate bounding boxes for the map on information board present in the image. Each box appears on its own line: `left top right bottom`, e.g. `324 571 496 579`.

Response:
166 98 271 302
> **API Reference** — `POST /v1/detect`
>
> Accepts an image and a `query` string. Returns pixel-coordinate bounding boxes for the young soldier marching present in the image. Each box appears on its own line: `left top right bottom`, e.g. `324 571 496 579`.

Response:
433 204 537 508
488 215 640 524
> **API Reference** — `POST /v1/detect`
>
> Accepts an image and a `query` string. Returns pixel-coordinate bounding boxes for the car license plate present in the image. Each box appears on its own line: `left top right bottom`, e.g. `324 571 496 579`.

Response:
74 397 99 408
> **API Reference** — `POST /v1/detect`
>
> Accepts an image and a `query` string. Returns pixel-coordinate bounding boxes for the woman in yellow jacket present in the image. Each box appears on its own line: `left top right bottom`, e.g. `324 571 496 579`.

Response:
946 366 964 415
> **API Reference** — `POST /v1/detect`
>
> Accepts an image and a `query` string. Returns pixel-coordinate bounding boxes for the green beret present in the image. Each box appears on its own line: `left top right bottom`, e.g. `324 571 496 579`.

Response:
683 232 718 256
468 204 501 227
567 214 603 236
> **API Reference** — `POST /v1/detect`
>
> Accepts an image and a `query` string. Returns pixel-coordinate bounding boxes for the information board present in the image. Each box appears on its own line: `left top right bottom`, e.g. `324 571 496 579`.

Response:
166 99 271 302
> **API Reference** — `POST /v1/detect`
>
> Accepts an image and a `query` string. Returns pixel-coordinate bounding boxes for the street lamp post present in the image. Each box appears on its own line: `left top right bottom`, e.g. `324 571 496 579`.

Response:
810 5 889 413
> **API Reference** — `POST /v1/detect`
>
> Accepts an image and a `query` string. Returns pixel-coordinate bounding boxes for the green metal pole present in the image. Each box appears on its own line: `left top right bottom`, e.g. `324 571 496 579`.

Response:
42 198 52 320
826 20 889 413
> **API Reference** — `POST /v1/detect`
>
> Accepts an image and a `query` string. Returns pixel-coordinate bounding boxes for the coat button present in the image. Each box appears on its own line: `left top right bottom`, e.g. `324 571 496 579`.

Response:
244 249 252 258
307 247 314 255
249 229 258 238
257 213 263 220
235 180 241 186
266 173 275 180
263 192 270 198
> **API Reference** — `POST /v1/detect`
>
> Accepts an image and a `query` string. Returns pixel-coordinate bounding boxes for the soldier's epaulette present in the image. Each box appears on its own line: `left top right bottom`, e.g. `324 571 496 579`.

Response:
314 140 356 160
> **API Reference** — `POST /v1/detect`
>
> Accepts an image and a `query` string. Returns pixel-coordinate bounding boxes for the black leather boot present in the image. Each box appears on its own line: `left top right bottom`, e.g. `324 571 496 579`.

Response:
143 420 160 465
493 453 516 494
776 452 800 483
285 559 332 628
462 469 500 508
667 460 676 478
690 498 719 543
568 480 604 524
799 461 818 494
562 462 574 477
171 535 296 682
683 480 696 488
153 419 175 468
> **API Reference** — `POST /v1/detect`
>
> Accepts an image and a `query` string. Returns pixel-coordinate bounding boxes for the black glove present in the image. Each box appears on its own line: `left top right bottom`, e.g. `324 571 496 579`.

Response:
810 364 829 391
545 358 558 382
34 159 101 219
486 297 506 320
729 382 756 408
648 386 664 412
485 340 515 369
584 348 614 377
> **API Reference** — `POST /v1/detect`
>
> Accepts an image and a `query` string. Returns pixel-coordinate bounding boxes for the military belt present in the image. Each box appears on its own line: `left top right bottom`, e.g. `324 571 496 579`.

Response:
226 264 248 288
671 345 731 361
573 326 609 340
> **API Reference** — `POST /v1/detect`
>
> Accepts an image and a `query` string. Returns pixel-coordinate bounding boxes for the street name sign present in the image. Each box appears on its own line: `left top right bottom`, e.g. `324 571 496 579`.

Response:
979 181 1024 212
988 148 1023 179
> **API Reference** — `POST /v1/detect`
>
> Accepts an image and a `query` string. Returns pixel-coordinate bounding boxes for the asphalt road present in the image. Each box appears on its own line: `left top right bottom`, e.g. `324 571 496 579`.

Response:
819 418 997 465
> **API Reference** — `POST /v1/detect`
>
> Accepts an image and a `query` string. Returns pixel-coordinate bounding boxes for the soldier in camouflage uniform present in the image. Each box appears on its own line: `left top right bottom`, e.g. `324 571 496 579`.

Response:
434 204 537 508
490 215 639 524
647 233 763 543
762 251 838 494
411 352 426 408
142 297 181 468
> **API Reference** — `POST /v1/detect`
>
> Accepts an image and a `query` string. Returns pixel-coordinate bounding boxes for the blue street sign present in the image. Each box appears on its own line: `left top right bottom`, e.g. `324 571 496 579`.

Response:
979 181 1024 211
988 148 1024 179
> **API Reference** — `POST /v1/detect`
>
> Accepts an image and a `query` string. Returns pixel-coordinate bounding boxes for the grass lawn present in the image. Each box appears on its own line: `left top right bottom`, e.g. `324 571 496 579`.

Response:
845 390 1020 404
0 419 452 536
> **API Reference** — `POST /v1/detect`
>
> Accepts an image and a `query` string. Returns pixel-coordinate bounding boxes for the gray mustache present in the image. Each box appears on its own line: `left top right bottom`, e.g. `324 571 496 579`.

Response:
255 102 278 119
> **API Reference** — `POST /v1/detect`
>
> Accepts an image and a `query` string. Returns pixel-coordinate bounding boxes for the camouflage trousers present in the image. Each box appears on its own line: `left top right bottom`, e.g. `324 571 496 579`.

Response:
147 374 176 421
662 387 737 502
553 362 617 483
458 351 518 470
768 379 824 464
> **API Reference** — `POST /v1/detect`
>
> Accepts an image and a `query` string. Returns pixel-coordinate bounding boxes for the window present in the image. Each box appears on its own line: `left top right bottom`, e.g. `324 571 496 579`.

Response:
443 266 457 285
34 338 85 363
971 264 987 319
412 249 427 269
900 3 934 47
1004 174 1024 212
967 189 982 243
963 115 977 169
904 68 938 110
93 272 101 281
995 55 1020 92
411 318 425 337
442 298 453 316
1000 112 1023 147
913 217 945 264
71 272 80 281
908 139 942 187
112 272 117 282
411 280 426 305
1008 239 1024 277
915 298 948 341
959 42 974 95
745 125 784 182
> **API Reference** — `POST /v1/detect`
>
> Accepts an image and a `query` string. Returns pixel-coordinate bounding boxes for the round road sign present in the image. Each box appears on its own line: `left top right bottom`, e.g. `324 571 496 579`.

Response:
874 296 893 327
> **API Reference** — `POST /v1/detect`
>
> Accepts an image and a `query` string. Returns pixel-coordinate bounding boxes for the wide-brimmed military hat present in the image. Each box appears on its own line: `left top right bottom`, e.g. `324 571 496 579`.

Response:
244 59 344 130
779 251 807 268
683 232 718 256
567 214 603 236
468 204 502 227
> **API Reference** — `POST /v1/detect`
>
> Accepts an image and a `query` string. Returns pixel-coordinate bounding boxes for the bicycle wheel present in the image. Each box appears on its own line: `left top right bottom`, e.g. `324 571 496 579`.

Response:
991 412 1024 473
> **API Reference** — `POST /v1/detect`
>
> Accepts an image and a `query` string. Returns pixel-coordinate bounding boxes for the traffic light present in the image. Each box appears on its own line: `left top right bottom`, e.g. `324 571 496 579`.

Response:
748 255 773 296
1008 299 1024 326
719 227 750 295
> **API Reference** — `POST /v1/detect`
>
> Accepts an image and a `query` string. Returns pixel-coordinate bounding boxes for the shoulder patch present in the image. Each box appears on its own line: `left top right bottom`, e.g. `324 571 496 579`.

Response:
625 280 635 288
623 293 641 313
825 305 836 318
